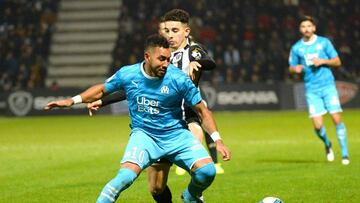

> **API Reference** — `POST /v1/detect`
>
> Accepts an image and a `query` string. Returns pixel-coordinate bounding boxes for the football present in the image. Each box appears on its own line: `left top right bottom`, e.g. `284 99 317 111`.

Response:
260 197 283 203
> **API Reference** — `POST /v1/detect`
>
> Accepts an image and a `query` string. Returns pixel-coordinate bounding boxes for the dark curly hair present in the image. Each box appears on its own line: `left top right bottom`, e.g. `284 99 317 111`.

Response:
162 9 190 24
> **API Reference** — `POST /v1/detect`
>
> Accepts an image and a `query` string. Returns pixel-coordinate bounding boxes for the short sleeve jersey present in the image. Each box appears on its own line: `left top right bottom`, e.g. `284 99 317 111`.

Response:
289 35 338 91
104 62 202 135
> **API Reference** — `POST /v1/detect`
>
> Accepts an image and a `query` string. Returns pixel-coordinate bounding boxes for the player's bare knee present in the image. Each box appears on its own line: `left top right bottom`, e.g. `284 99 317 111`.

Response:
149 185 166 196
191 158 213 172
121 162 142 175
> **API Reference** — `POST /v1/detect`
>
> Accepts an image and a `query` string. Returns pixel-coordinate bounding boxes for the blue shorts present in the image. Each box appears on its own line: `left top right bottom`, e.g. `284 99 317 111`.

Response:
305 86 342 117
120 128 211 171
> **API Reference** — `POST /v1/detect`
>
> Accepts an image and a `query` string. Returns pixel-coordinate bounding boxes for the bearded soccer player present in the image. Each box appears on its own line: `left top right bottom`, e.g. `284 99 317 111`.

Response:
45 34 231 203
88 9 223 202
289 16 349 165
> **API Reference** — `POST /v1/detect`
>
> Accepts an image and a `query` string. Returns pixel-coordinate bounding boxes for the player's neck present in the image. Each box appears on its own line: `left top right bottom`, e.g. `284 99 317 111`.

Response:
303 34 316 42
171 40 188 52
143 62 156 77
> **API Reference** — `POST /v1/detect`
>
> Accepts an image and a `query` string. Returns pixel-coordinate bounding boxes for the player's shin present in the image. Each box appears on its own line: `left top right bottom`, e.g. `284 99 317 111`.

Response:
314 126 331 147
336 123 349 158
182 163 216 202
96 168 137 203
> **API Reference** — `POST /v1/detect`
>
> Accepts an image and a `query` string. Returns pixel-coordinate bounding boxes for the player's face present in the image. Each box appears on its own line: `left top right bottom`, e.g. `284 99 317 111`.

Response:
145 47 171 78
162 21 190 50
299 20 316 38
158 22 166 36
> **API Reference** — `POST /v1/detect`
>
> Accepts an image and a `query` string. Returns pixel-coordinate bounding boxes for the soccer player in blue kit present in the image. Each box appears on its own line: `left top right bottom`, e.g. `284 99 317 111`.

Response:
289 16 349 165
45 34 231 202
88 9 222 203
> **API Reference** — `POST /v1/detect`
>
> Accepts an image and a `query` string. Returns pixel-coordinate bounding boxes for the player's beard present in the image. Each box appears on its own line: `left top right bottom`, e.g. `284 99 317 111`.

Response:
155 66 167 78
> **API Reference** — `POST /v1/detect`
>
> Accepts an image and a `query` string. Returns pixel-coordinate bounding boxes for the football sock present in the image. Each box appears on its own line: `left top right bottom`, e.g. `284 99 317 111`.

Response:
96 168 137 203
205 132 218 163
336 123 349 158
315 126 331 147
152 185 172 203
183 163 216 201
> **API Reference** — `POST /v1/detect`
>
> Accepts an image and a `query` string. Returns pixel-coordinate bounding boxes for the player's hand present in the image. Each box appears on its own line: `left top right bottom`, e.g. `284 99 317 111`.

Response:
291 65 304 74
87 99 102 116
312 58 326 67
188 61 202 80
215 140 231 161
44 99 74 110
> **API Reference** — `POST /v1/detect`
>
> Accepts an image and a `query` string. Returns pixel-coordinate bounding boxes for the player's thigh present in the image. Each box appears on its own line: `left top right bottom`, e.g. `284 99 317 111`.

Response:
167 129 211 172
121 128 162 169
323 86 343 114
188 122 204 142
305 91 326 117
147 161 171 194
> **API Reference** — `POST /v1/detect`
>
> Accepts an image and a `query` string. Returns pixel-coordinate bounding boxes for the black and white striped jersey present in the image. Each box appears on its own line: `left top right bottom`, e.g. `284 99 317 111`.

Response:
170 41 216 86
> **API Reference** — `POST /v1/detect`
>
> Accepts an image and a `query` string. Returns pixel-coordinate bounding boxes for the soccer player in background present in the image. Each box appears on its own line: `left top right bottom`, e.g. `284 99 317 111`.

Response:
288 16 350 165
45 34 231 203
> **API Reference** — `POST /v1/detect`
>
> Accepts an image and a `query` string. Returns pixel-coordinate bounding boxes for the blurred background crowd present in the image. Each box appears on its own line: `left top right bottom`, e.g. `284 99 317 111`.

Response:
1 0 359 91
0 0 59 91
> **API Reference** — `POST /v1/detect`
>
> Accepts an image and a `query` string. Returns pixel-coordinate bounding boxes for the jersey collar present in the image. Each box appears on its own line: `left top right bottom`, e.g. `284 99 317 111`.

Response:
302 34 318 45
141 61 160 80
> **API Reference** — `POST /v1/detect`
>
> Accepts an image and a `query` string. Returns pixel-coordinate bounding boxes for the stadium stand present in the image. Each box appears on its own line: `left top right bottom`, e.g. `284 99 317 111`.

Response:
1 0 359 90
111 0 360 85
0 0 59 91
46 0 121 87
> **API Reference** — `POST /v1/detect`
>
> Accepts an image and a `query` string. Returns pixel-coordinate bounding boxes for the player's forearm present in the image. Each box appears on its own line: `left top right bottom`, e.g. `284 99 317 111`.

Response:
195 104 218 135
325 57 341 68
78 84 106 103
289 66 298 74
197 59 216 70
101 91 126 107
200 111 218 135
289 66 296 73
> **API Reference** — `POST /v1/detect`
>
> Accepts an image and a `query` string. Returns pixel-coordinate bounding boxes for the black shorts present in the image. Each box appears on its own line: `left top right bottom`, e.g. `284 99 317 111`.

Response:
153 158 173 166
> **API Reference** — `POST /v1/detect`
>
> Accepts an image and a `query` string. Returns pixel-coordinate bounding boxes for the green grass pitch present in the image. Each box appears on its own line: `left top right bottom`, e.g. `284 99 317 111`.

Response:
1 109 359 202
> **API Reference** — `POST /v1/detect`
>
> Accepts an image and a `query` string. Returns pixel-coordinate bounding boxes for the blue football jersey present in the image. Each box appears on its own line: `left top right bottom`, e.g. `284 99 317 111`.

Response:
289 35 338 91
104 62 202 135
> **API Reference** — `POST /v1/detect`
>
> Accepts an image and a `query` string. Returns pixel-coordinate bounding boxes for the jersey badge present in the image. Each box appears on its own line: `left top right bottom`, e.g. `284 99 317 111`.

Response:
191 48 202 60
172 52 183 64
160 85 169 94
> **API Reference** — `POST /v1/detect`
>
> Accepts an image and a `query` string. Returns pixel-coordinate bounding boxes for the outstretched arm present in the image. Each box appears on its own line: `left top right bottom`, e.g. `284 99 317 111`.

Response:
87 90 126 115
193 101 231 161
45 83 106 110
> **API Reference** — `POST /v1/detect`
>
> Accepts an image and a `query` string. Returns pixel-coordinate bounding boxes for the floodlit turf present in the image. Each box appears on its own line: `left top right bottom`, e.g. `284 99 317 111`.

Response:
0 109 359 203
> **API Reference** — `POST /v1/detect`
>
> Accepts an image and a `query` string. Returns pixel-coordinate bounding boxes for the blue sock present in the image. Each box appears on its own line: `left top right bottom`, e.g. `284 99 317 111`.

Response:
96 168 137 203
182 163 216 202
315 126 331 147
336 123 349 158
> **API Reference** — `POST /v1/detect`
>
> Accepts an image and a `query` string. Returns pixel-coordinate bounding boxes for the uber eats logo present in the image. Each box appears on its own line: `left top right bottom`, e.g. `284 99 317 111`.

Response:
136 96 160 114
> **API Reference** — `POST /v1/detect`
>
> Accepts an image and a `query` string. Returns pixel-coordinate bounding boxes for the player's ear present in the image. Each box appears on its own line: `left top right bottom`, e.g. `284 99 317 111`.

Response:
144 51 150 62
185 26 191 38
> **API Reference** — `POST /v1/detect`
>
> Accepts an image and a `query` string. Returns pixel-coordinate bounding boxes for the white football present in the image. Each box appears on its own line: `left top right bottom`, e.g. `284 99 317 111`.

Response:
260 196 283 203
